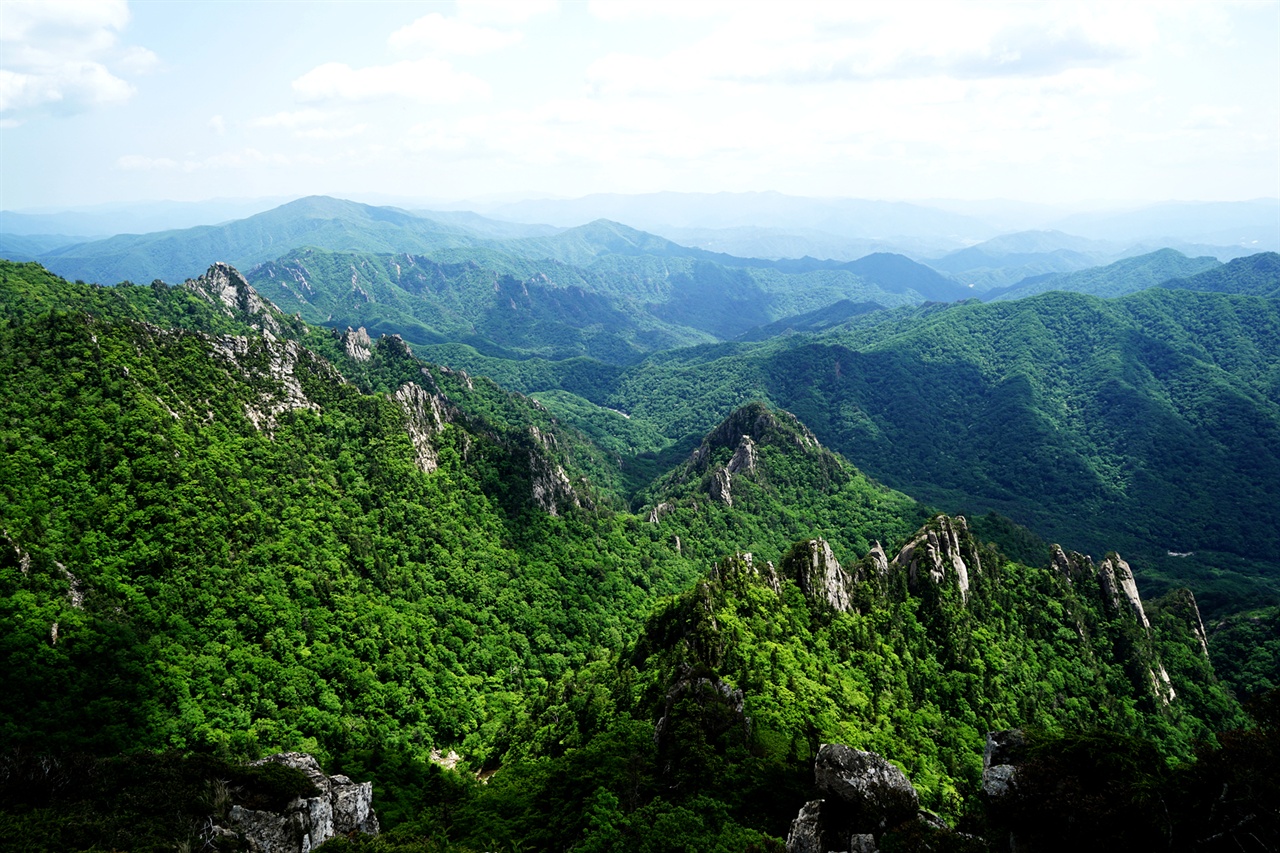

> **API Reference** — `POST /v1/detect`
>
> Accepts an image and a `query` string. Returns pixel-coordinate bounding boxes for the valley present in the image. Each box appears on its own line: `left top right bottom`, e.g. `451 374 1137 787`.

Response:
1 193 1277 852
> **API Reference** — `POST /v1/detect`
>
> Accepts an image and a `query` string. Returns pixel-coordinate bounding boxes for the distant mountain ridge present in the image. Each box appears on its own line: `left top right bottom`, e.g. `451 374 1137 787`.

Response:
984 248 1222 301
1159 252 1280 298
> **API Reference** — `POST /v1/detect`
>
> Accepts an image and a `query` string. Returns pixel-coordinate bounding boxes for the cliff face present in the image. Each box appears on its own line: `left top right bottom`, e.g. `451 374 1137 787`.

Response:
782 538 855 613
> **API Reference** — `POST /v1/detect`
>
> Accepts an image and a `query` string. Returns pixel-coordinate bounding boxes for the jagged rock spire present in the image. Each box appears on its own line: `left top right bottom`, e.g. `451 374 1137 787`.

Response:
889 515 978 600
781 539 854 612
185 262 283 337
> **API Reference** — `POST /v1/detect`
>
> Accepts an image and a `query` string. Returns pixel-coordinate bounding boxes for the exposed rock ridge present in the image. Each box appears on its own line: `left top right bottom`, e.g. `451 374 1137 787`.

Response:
1098 553 1150 628
1051 545 1176 703
528 425 580 516
185 262 283 338
727 434 758 475
220 752 378 853
709 467 733 506
864 542 889 580
705 401 819 455
1166 588 1210 658
341 326 373 362
209 335 323 432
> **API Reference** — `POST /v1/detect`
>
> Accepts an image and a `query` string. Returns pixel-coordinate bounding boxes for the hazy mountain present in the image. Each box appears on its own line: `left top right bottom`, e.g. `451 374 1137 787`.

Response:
37 196 485 285
639 224 917 261
838 252 970 302
244 244 938 355
984 249 1221 301
247 247 712 362
1048 199 1280 249
476 190 998 244
926 230 1120 290
1159 251 1280 297
0 197 290 237
735 298 885 341
409 208 564 240
0 232 87 260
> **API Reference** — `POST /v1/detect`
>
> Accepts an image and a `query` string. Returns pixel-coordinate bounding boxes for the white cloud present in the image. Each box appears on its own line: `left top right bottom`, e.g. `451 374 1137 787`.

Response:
0 0 130 43
456 0 557 26
1182 104 1242 131
0 63 133 113
389 13 522 55
208 114 226 135
115 154 178 171
293 57 490 103
250 108 333 129
0 0 154 119
296 124 367 140
585 1 1153 96
587 0 735 22
117 45 160 75
115 148 284 173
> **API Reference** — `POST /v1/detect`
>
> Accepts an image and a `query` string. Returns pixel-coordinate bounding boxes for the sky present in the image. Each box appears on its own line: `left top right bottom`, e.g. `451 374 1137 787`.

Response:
1 0 1277 211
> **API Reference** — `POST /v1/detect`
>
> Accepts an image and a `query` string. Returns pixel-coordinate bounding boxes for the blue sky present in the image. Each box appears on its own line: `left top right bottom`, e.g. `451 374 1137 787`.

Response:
2 0 1277 210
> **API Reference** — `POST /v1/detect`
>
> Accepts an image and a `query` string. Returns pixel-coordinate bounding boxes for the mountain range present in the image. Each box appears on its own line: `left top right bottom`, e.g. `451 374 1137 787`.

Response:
1 258 1266 851
1 190 1279 850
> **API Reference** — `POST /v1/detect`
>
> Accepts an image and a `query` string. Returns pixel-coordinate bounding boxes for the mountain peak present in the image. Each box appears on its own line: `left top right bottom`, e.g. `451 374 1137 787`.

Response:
183 261 284 337
702 402 821 456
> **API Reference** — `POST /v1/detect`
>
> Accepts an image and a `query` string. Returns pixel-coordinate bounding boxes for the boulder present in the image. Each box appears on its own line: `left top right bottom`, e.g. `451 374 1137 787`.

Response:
981 729 1027 801
814 744 919 834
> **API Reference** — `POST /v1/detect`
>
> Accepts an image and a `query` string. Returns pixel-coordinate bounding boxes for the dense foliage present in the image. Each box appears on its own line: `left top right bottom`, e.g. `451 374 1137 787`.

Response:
575 287 1280 615
0 259 1271 851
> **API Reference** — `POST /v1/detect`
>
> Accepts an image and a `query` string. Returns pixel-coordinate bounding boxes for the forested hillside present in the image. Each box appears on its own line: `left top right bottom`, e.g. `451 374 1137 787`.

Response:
983 248 1221 301
2 260 1269 851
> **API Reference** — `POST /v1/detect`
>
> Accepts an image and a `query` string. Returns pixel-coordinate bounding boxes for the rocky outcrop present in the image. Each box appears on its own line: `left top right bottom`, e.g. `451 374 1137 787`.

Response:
705 402 820 456
647 501 674 524
341 326 373 362
220 753 378 853
981 729 1027 800
782 539 853 613
653 668 749 775
1165 588 1210 658
209 335 323 432
394 381 449 474
786 744 923 853
709 467 733 506
1086 552 1176 703
678 403 824 505
727 435 758 476
890 515 978 600
1050 544 1095 586
186 262 283 338
1097 553 1149 628
527 426 579 517
711 551 781 595
864 542 889 580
